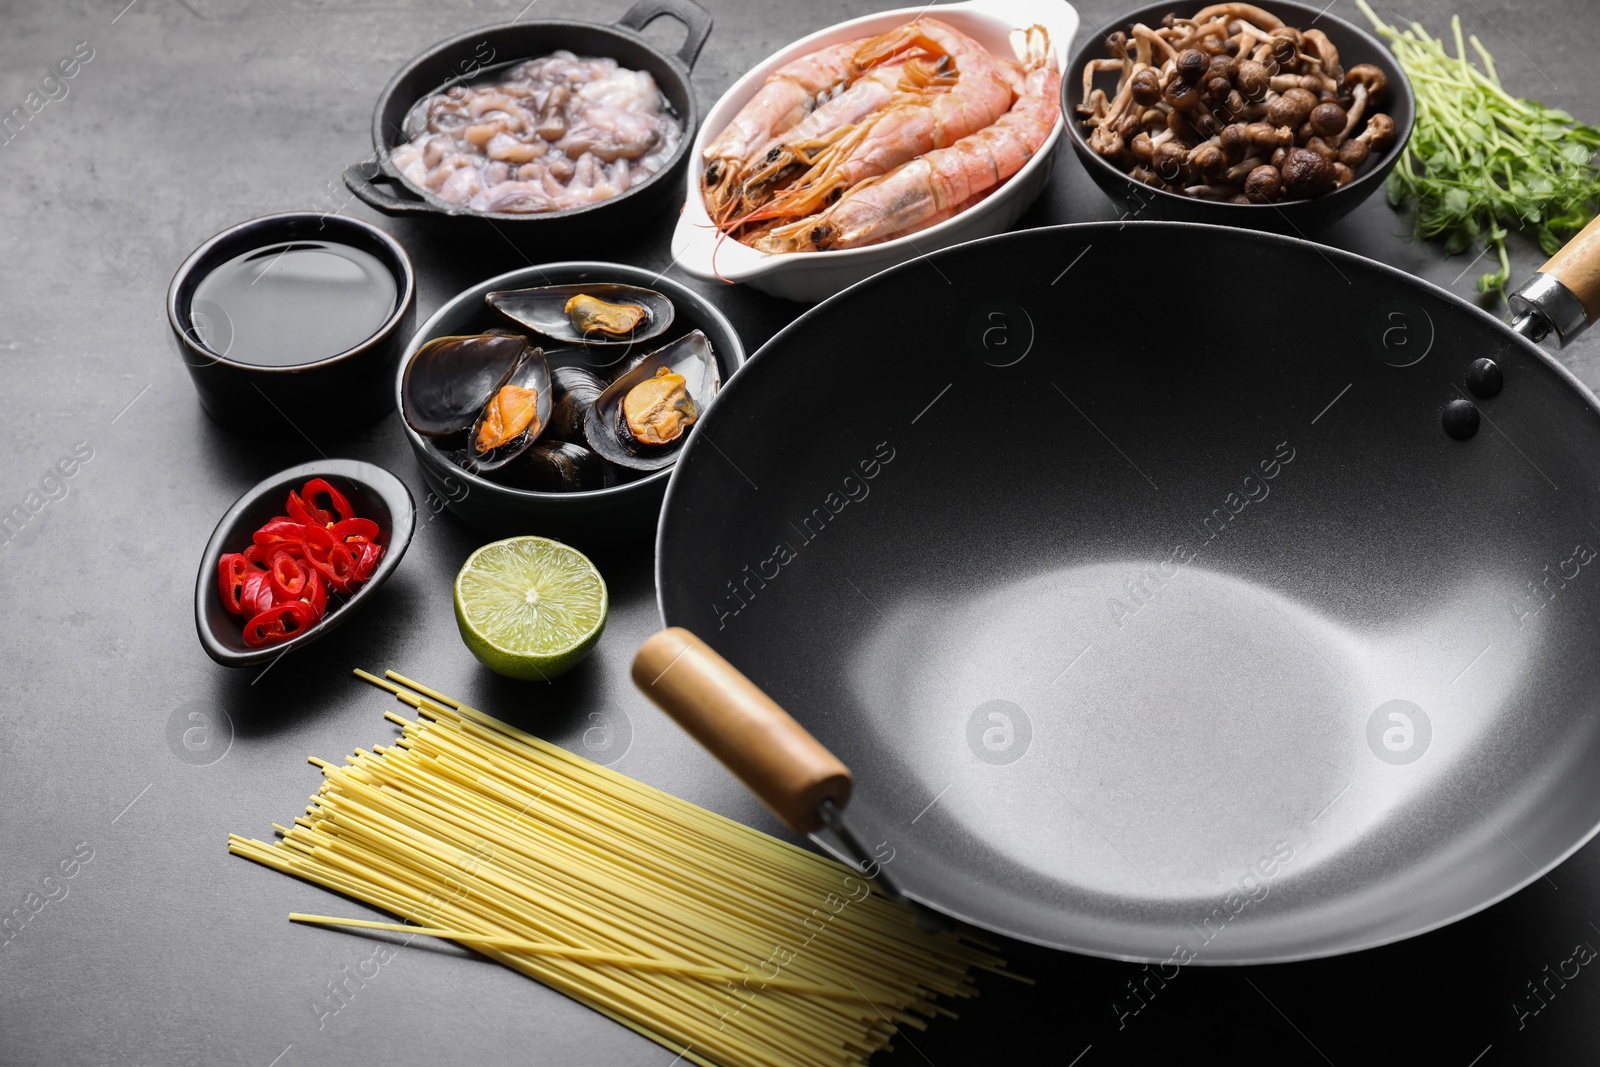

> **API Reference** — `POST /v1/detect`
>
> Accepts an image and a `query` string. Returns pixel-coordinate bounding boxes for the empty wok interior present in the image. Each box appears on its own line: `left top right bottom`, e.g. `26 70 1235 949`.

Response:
657 222 1600 962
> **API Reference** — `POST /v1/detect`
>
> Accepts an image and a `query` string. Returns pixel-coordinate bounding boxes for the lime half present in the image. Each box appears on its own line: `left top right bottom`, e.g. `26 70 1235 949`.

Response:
453 536 608 680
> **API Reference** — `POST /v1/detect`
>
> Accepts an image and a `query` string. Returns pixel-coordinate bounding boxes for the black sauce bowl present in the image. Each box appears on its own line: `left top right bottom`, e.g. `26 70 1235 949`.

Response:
1063 0 1414 233
195 459 416 668
167 212 417 436
343 0 712 248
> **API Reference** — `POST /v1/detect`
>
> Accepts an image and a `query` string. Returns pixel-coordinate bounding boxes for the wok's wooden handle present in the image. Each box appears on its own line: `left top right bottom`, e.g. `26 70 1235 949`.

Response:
1539 213 1600 324
632 628 851 834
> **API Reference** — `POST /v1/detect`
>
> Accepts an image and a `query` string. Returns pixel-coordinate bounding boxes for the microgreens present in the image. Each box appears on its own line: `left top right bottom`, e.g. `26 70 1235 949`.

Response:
1358 0 1600 302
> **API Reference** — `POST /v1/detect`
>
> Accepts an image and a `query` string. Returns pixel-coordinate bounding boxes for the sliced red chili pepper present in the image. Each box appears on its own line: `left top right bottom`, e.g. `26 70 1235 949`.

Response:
301 478 354 526
241 599 318 648
241 569 277 616
285 489 327 527
268 550 309 600
253 519 311 555
218 554 251 615
299 566 327 619
308 542 357 594
329 517 379 544
232 479 380 646
299 523 336 565
350 540 384 581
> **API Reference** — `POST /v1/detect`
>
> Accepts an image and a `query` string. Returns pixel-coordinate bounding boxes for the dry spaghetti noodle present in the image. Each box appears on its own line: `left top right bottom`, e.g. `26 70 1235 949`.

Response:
228 670 1017 1067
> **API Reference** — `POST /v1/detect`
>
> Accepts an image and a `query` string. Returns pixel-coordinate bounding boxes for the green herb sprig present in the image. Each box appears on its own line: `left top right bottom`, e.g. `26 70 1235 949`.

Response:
1357 0 1600 301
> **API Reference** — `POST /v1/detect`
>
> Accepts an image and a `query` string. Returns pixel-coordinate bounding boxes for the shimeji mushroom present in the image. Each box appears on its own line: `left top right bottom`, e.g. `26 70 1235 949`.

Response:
1176 46 1209 83
1186 141 1229 182
1153 140 1188 181
1130 130 1157 164
1131 23 1178 66
1226 153 1267 182
1078 6 1396 201
1218 121 1252 160
1191 4 1283 31
1355 111 1397 153
1343 64 1388 105
1244 163 1282 200
1280 146 1335 197
1130 67 1162 107
1268 33 1299 70
1309 101 1348 139
1235 59 1271 99
1266 86 1318 127
1334 85 1369 141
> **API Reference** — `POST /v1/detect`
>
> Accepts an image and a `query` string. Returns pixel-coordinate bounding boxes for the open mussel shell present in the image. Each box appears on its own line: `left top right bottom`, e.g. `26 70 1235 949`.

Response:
494 440 620 493
402 333 531 437
485 283 674 349
584 330 719 473
547 365 606 444
464 346 553 475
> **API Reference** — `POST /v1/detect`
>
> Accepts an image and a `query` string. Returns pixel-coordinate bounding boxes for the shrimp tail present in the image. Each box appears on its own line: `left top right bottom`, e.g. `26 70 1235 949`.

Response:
1011 24 1051 73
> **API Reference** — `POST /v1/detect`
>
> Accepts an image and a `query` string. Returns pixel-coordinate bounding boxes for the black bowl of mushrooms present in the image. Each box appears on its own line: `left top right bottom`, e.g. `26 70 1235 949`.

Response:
1064 0 1413 232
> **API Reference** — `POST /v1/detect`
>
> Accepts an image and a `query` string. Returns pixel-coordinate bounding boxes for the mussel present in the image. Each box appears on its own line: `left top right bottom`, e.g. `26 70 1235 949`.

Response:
464 347 552 474
618 368 696 449
403 332 552 474
495 440 620 493
401 333 530 437
566 294 648 337
546 365 606 444
584 331 720 472
485 283 674 348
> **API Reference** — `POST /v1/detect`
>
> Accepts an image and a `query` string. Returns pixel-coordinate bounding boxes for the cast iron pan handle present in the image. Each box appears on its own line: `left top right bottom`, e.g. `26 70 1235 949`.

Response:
616 0 713 71
1512 214 1600 347
633 628 851 834
342 163 435 218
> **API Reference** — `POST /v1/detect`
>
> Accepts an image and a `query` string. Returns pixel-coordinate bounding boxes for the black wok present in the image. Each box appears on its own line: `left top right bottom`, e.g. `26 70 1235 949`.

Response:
633 218 1600 963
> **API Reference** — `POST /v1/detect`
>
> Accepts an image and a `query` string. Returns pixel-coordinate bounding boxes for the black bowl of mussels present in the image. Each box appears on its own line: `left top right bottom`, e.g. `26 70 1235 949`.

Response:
396 261 744 545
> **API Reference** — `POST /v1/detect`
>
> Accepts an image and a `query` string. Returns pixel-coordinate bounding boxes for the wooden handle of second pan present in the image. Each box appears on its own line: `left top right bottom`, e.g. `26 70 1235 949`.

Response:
1541 213 1600 323
632 628 851 834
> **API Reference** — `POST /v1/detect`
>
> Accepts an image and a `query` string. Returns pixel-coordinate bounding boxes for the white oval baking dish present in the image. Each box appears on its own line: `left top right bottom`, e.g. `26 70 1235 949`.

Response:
670 0 1079 303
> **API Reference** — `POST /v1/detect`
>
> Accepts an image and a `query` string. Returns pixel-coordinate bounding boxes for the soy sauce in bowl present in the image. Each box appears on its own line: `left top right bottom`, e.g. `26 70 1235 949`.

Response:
189 241 398 367
167 212 416 434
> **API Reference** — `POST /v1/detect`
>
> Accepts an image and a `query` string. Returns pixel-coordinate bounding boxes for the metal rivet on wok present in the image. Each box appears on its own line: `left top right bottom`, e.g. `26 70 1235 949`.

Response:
1442 398 1480 440
1466 357 1503 398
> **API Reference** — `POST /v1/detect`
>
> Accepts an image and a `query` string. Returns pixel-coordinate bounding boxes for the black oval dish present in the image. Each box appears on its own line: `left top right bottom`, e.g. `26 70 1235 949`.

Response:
195 459 416 667
167 213 417 435
1062 0 1414 233
344 0 712 248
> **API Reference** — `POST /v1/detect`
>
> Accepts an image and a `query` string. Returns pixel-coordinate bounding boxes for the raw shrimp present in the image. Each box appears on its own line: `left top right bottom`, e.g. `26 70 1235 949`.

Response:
391 51 681 214
700 35 878 214
754 34 1058 253
732 53 958 215
730 19 1022 229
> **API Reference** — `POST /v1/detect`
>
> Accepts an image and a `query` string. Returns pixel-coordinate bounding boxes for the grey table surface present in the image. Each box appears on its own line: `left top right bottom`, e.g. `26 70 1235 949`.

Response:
3 0 1600 1063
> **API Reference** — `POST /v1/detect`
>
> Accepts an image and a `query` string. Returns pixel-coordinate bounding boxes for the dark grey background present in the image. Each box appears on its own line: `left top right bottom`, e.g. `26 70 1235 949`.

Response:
2 0 1597 1064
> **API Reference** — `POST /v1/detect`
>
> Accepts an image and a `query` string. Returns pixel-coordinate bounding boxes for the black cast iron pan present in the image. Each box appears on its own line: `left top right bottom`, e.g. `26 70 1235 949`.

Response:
344 0 711 247
633 217 1600 963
